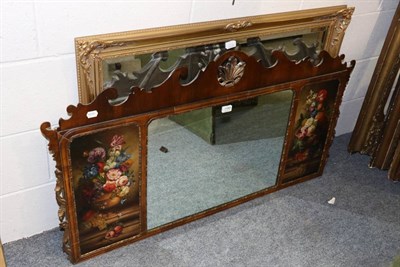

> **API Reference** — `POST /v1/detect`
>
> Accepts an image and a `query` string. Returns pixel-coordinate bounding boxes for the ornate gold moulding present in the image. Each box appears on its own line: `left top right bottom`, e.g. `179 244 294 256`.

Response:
75 5 354 104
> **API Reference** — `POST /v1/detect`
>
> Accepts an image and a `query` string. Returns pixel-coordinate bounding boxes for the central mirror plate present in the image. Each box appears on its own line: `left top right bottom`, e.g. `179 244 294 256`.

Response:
147 90 293 229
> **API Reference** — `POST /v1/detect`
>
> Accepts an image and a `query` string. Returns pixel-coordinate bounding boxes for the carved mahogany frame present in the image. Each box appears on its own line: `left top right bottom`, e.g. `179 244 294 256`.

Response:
75 5 354 104
42 50 354 263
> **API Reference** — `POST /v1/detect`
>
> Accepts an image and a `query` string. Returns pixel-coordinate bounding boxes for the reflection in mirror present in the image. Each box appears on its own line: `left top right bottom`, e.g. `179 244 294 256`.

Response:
103 28 325 103
147 90 293 229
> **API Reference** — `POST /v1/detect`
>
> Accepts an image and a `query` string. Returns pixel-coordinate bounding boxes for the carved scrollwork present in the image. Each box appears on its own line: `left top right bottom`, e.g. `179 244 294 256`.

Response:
362 117 385 155
76 40 126 98
55 170 66 226
224 20 253 32
59 50 354 132
217 56 246 87
362 54 400 155
55 169 71 255
331 8 354 47
40 122 71 254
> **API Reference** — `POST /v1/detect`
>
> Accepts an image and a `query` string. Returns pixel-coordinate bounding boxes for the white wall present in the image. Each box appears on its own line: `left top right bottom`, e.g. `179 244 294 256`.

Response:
0 0 398 243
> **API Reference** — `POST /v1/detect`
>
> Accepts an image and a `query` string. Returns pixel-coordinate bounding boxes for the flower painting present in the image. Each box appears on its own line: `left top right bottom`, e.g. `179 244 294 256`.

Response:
284 80 339 182
70 125 140 254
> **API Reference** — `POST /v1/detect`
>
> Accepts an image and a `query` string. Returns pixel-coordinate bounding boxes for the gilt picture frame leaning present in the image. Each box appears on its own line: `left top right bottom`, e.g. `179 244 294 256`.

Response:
75 5 354 104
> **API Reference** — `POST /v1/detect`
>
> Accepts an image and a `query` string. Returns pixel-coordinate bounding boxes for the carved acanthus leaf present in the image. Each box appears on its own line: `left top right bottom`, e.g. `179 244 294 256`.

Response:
331 8 354 47
76 40 127 95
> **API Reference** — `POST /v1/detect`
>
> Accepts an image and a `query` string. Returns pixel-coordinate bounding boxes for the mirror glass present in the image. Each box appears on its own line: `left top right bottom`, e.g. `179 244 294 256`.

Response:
103 28 325 103
147 90 293 229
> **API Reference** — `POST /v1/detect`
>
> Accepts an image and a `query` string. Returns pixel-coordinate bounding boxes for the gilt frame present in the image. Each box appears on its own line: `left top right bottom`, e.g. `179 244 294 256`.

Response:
75 5 354 104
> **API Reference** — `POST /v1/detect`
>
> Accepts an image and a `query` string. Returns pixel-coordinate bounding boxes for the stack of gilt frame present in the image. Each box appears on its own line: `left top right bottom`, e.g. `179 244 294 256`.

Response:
348 3 400 181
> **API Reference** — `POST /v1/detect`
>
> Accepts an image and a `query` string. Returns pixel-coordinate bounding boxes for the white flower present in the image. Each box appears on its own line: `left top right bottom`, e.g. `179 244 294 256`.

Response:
117 186 130 197
117 176 129 187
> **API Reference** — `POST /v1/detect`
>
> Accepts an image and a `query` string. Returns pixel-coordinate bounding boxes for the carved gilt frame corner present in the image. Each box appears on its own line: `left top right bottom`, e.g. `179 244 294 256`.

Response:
75 5 354 104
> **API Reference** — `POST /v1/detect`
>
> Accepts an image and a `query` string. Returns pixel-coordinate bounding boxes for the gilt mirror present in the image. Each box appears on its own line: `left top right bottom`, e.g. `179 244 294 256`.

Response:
75 5 354 103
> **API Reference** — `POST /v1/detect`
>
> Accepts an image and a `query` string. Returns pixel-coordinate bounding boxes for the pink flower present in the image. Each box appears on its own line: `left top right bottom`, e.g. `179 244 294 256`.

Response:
111 135 125 148
87 147 106 163
105 230 116 239
117 176 129 187
106 169 122 181
295 128 307 140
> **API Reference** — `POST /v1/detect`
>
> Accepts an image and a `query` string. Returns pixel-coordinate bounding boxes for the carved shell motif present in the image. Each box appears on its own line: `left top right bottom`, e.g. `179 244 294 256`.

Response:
217 56 246 87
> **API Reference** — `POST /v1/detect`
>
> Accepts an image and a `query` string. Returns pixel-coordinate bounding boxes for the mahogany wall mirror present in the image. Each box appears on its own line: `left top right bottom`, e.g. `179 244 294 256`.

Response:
42 49 354 263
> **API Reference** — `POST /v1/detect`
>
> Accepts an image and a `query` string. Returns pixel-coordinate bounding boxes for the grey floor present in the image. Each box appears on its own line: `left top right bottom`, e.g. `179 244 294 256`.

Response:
3 133 400 267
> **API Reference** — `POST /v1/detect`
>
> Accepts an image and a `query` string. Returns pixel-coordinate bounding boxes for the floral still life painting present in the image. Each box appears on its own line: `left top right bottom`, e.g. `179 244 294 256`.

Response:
70 125 141 254
284 80 339 181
